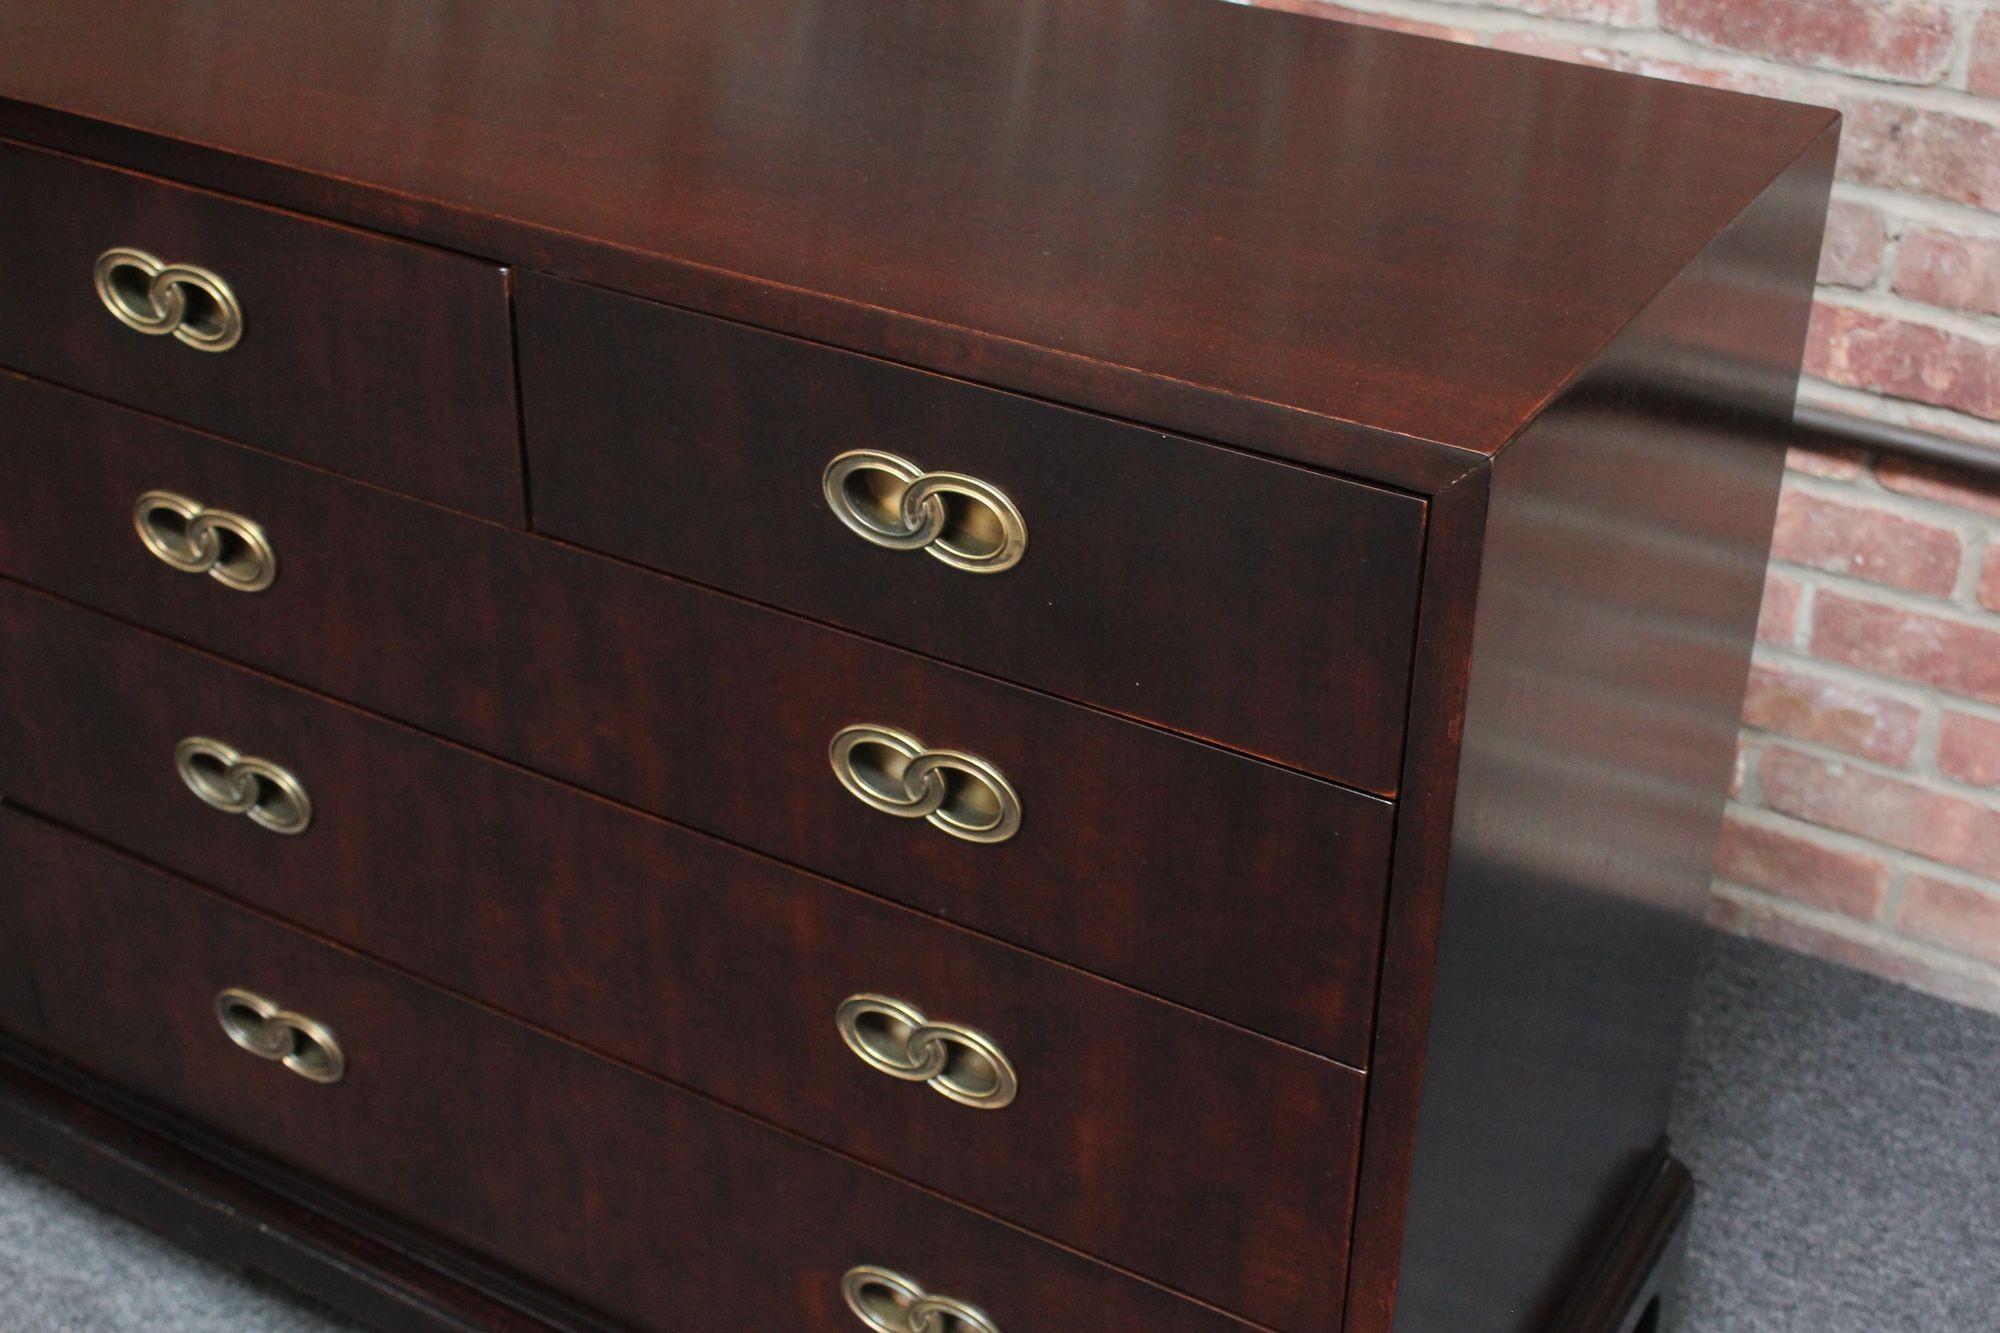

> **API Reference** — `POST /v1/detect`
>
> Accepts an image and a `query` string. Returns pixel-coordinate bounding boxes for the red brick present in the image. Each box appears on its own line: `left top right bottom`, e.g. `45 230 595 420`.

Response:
1804 302 2000 420
1840 100 2000 212
1817 200 1889 289
1759 745 2000 877
1532 0 1644 22
1787 442 1869 478
1810 591 2000 701
1741 661 1920 763
1892 225 2000 315
1715 814 1890 917
1982 546 2000 611
1250 1 1479 42
1613 54 1782 94
1769 486 1962 594
1897 873 2000 967
1971 11 2000 97
1712 890 2000 1011
1487 31 1618 64
1662 0 1955 82
1758 570 1804 644
1941 711 2000 786
1876 455 2000 518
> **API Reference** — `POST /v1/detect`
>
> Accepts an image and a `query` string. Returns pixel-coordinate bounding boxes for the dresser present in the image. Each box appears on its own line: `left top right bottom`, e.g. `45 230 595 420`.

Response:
0 3 1835 1330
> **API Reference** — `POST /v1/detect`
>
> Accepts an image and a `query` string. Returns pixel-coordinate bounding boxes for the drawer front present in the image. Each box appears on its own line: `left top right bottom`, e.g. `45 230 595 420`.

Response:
0 809 1261 1333
0 371 1393 1062
0 142 520 521
0 873 39 1039
519 274 1425 794
0 582 1361 1330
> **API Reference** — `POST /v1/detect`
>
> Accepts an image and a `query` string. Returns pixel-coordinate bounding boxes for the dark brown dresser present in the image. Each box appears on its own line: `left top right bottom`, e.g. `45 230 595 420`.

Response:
0 3 1835 1330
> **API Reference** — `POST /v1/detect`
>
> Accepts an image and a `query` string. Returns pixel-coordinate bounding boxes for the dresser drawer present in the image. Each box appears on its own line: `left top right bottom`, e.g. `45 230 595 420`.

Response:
0 142 520 521
0 808 1263 1333
519 274 1425 793
0 372 1393 1061
0 581 1362 1330
0 877 38 1041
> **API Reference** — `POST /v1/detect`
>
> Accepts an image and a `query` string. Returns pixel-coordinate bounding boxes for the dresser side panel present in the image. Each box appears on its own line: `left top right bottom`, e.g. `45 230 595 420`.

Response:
1386 123 1838 1331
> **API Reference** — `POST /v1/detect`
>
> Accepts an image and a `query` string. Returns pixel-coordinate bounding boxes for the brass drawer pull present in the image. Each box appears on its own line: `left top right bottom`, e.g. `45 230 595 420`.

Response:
134 490 277 592
94 247 244 352
829 725 1020 845
823 450 1026 574
215 988 344 1083
836 994 1018 1111
175 736 312 835
842 1266 1000 1333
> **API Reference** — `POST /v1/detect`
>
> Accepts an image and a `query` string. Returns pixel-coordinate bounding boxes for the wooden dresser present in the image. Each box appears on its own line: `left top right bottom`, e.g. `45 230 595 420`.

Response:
0 3 1835 1330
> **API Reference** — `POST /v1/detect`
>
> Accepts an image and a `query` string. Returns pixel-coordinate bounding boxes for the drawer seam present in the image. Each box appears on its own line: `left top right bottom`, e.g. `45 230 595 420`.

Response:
0 362 1402 797
0 571 1387 1070
1 806 1303 1333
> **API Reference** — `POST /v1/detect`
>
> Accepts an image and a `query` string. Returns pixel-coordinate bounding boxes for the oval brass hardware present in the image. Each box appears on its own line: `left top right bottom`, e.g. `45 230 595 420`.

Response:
94 247 244 352
836 994 1018 1111
822 450 1026 574
215 988 345 1084
829 725 1020 845
175 736 313 835
133 490 277 592
841 1266 1001 1333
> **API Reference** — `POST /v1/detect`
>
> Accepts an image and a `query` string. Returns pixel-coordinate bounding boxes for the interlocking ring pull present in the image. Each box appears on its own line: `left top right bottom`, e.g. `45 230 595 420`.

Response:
842 1266 1001 1333
133 490 277 592
215 988 345 1083
93 247 244 352
822 450 1026 574
829 725 1020 845
836 994 1019 1111
175 736 313 835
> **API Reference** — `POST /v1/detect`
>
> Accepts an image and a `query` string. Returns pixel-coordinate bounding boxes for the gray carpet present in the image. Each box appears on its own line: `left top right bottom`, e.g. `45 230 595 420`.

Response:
1669 935 2000 1331
0 1154 357 1331
0 932 1993 1330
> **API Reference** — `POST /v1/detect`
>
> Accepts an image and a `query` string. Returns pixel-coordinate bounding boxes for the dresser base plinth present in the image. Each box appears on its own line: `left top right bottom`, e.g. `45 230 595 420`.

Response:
2 1026 1698 1333
0 1039 611 1333
1550 1146 1695 1333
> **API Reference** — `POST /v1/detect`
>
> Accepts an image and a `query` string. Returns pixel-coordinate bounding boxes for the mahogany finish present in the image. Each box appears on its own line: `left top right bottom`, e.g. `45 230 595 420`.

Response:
0 1 1832 488
0 143 521 522
1344 129 1840 1332
519 275 1424 790
0 371 1394 1064
0 850 36 1040
0 1047 571 1333
0 2 1840 1330
0 808 1260 1333
0 581 1364 1331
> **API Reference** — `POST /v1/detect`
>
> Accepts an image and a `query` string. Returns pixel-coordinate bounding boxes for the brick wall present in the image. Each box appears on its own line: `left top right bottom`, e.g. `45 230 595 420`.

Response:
1246 0 2000 1011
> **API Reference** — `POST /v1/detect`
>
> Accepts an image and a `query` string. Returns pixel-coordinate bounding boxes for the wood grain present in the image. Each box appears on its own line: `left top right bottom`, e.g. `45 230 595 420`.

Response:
0 371 1394 1065
0 1042 564 1332
0 580 1364 1330
0 807 1260 1333
1355 124 1837 1332
0 0 1835 488
0 141 521 521
520 275 1423 790
0 4 1844 1326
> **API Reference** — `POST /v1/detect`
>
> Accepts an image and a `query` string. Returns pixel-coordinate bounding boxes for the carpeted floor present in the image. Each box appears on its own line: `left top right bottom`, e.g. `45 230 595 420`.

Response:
0 1157 358 1331
0 931 1994 1330
1669 935 2000 1331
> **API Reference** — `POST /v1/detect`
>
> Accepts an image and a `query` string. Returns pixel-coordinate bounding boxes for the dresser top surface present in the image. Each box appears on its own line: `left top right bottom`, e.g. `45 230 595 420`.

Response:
0 0 1833 478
